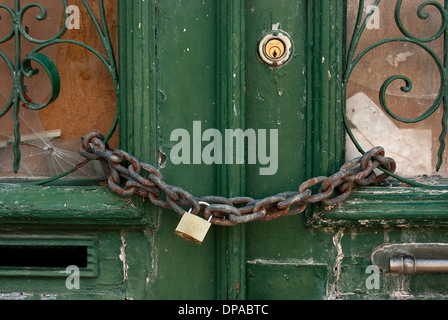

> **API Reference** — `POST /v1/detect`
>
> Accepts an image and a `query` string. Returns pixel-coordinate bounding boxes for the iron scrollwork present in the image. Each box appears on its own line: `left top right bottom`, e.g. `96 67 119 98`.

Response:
344 0 448 186
0 0 118 175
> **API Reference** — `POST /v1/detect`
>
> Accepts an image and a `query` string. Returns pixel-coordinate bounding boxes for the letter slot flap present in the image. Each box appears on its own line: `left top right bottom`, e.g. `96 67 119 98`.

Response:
371 243 448 275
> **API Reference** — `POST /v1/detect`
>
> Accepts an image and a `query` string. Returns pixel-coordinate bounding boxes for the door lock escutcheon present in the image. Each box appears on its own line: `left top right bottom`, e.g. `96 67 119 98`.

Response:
258 30 293 67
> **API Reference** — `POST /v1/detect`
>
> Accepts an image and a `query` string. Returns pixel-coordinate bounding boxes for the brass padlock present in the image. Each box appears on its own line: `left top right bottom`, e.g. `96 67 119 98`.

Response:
175 203 212 245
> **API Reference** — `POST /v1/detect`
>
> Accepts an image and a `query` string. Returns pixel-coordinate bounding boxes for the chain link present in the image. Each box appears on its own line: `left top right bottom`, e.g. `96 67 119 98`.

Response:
79 131 397 226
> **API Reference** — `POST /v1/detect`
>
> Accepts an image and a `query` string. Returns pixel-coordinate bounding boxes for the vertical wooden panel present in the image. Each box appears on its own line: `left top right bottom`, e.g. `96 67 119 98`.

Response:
216 0 247 300
306 0 345 179
244 0 310 297
119 0 219 299
118 0 157 162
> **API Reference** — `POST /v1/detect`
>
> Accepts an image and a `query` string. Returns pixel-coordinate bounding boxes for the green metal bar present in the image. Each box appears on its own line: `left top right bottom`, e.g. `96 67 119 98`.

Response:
345 0 381 74
0 5 14 43
12 0 22 173
440 0 448 172
0 50 14 117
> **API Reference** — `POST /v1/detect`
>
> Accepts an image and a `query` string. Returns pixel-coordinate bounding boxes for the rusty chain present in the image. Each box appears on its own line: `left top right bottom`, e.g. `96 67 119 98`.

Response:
79 131 397 226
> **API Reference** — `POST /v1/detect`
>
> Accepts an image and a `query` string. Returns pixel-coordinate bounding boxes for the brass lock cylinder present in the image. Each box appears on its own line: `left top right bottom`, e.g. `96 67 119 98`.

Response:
258 30 293 67
265 39 286 59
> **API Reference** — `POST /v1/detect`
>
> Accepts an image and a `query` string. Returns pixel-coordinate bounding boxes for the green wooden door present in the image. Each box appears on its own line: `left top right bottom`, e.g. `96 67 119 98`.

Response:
119 0 448 300
119 0 345 300
3 0 448 301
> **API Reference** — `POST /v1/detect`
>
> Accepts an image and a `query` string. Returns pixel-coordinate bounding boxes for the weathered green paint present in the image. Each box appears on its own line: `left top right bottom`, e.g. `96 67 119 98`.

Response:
0 185 149 228
0 236 98 278
246 262 328 300
0 230 133 299
119 0 219 300
306 0 346 179
244 0 311 299
216 0 247 300
2 0 448 301
309 186 448 227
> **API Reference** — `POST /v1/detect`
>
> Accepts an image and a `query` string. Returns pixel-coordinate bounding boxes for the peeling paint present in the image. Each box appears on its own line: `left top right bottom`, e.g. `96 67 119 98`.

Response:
119 231 129 284
246 258 325 266
40 294 58 300
144 209 162 298
327 228 345 300
271 22 281 30
390 275 411 299
158 149 167 168
0 292 33 300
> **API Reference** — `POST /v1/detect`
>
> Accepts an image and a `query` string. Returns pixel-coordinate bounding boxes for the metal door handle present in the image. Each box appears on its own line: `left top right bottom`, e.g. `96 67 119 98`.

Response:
371 243 448 275
389 256 448 275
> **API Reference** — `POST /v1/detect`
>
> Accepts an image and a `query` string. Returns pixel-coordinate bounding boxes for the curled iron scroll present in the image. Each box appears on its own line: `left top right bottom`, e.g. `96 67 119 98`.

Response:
344 0 448 187
20 53 61 110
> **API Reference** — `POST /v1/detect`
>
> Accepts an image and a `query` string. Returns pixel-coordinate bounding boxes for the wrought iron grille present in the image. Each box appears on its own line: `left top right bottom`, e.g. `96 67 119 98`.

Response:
345 0 448 188
0 0 118 181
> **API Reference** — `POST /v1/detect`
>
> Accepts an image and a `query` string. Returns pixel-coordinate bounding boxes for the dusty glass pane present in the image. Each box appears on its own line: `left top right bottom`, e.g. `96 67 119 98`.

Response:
346 0 447 180
0 0 118 181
